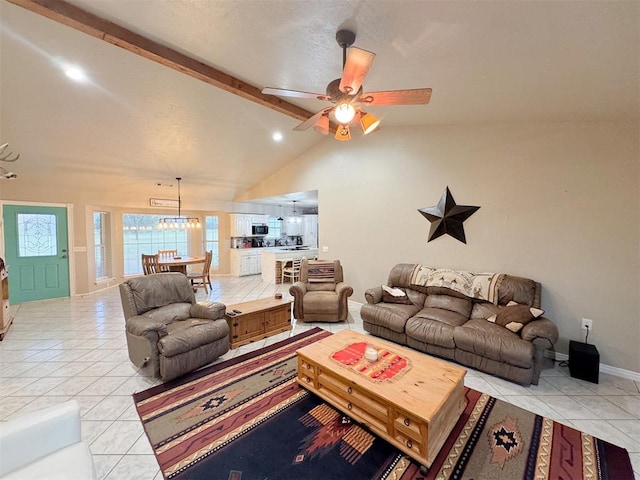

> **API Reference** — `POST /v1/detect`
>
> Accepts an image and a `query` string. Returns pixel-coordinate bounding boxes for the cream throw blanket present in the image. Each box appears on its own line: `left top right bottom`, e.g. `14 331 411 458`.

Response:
410 265 504 304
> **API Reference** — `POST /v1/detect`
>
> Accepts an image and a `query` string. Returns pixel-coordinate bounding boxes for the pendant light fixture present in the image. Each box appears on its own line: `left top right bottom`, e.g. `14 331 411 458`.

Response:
158 177 201 229
289 200 303 223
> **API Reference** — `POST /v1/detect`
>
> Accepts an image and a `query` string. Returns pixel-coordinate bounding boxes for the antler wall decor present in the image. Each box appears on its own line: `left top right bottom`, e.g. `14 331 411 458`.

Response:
0 143 20 179
0 143 20 162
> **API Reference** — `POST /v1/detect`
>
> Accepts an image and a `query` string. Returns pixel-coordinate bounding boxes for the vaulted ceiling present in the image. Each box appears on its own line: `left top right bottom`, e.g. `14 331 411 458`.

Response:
1 0 638 206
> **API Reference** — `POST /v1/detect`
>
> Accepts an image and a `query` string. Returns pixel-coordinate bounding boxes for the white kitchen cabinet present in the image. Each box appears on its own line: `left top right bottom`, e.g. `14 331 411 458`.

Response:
304 233 318 248
248 254 260 274
229 214 269 237
240 255 252 275
284 217 303 236
230 214 249 237
230 249 262 276
251 215 269 225
303 215 318 235
303 214 318 247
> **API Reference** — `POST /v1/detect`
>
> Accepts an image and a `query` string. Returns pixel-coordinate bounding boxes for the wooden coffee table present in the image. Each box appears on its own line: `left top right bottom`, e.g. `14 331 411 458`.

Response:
296 330 467 469
225 297 292 349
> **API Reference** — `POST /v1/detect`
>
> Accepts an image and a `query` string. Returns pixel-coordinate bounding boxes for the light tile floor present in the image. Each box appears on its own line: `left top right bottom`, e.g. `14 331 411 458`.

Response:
1 275 639 480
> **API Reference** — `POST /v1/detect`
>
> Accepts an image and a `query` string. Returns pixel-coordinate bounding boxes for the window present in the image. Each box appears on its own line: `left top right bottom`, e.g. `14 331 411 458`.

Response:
204 216 220 268
17 213 57 257
123 214 188 276
267 216 282 242
93 211 110 281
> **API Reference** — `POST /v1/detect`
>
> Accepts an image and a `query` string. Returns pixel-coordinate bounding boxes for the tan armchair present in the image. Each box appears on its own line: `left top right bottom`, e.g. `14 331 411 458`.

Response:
289 259 353 322
119 273 229 381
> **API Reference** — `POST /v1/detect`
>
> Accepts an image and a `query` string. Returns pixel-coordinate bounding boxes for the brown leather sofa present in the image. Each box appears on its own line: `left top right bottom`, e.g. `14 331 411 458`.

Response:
119 273 229 382
361 264 559 386
289 259 353 322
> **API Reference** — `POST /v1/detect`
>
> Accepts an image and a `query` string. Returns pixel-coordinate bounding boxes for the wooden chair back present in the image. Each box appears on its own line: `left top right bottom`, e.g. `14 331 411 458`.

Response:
187 251 213 293
141 254 160 275
157 250 177 272
202 250 213 275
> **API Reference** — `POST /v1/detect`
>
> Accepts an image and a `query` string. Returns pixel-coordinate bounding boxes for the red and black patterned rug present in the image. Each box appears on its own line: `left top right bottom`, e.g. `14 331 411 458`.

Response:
133 328 634 480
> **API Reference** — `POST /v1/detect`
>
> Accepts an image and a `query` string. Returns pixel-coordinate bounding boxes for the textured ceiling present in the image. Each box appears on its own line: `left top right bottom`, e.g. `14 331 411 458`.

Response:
1 0 638 207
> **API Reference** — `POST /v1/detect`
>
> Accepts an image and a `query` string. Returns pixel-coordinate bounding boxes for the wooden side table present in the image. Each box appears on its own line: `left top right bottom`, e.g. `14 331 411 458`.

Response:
225 297 292 349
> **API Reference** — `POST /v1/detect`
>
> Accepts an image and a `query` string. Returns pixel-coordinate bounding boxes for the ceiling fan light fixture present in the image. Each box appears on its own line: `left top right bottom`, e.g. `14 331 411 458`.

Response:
334 125 351 141
334 103 356 124
262 29 431 141
360 112 381 135
313 114 330 135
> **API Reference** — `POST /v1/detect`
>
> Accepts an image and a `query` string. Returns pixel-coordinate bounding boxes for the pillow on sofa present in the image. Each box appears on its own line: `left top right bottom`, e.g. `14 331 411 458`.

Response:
487 300 544 333
382 285 412 304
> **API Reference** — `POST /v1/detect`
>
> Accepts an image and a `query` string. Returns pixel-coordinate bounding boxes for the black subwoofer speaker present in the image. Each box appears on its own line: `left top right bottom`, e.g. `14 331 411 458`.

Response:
568 340 599 384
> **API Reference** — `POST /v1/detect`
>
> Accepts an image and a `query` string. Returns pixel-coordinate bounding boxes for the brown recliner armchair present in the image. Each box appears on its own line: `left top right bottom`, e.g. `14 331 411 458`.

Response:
119 273 229 382
289 259 353 322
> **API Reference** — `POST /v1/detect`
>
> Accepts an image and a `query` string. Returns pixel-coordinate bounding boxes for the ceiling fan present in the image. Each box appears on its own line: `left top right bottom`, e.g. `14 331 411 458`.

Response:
262 29 432 141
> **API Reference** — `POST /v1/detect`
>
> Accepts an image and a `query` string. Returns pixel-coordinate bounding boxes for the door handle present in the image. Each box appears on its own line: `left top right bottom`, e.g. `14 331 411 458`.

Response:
61 255 68 259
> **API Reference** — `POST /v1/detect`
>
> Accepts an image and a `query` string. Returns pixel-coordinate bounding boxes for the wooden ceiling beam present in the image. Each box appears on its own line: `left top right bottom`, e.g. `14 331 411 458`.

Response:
7 0 316 123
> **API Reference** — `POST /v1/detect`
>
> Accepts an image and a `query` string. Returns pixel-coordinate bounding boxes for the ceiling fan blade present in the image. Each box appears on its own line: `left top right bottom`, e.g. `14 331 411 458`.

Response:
359 88 432 106
339 47 376 95
293 107 333 131
262 87 330 101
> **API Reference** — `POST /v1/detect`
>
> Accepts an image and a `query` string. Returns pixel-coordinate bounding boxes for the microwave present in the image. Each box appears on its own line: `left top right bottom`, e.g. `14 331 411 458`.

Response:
252 225 269 235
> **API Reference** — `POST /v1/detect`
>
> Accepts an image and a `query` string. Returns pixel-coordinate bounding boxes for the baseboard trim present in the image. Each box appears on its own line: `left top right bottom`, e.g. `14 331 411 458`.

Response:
544 350 640 382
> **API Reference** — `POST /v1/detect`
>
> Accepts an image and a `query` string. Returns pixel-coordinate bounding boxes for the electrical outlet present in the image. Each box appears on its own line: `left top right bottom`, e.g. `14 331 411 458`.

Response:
581 318 593 331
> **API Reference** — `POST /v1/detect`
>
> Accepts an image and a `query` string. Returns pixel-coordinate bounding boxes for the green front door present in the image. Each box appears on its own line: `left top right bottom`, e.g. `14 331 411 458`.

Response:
2 205 70 303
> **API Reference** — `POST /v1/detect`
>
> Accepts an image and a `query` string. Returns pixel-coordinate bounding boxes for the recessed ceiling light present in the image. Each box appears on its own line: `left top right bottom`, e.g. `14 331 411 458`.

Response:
272 132 283 142
64 65 88 83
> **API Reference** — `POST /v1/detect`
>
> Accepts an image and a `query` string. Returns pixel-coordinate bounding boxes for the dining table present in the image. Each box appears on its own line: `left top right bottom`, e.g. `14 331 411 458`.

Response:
157 255 205 274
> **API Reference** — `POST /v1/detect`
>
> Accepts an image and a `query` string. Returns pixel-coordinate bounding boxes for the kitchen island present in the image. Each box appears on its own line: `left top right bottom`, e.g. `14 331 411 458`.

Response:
261 247 318 284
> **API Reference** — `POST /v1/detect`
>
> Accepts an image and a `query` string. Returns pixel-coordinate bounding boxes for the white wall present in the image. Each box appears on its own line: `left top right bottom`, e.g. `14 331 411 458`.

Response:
239 121 640 373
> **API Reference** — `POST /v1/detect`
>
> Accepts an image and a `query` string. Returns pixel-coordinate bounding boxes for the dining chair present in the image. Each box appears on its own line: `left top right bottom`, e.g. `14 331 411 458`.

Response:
187 250 213 293
158 249 178 272
281 257 304 283
141 254 161 275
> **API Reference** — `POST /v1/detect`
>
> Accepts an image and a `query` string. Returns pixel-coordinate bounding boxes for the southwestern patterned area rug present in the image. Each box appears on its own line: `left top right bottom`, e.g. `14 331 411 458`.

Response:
133 328 634 480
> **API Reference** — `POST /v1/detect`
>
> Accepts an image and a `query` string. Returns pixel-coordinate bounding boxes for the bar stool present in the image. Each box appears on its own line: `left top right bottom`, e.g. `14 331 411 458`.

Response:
282 257 303 283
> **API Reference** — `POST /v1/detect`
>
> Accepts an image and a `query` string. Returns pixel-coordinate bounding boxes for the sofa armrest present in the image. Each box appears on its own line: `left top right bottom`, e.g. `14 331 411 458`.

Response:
191 302 226 320
289 282 307 297
364 286 383 304
0 401 84 477
126 315 168 338
521 317 559 350
335 282 354 300
289 282 307 320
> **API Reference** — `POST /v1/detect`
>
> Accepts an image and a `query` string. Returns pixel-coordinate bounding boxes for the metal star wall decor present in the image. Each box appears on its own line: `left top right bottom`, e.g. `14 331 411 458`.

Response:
418 187 480 244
